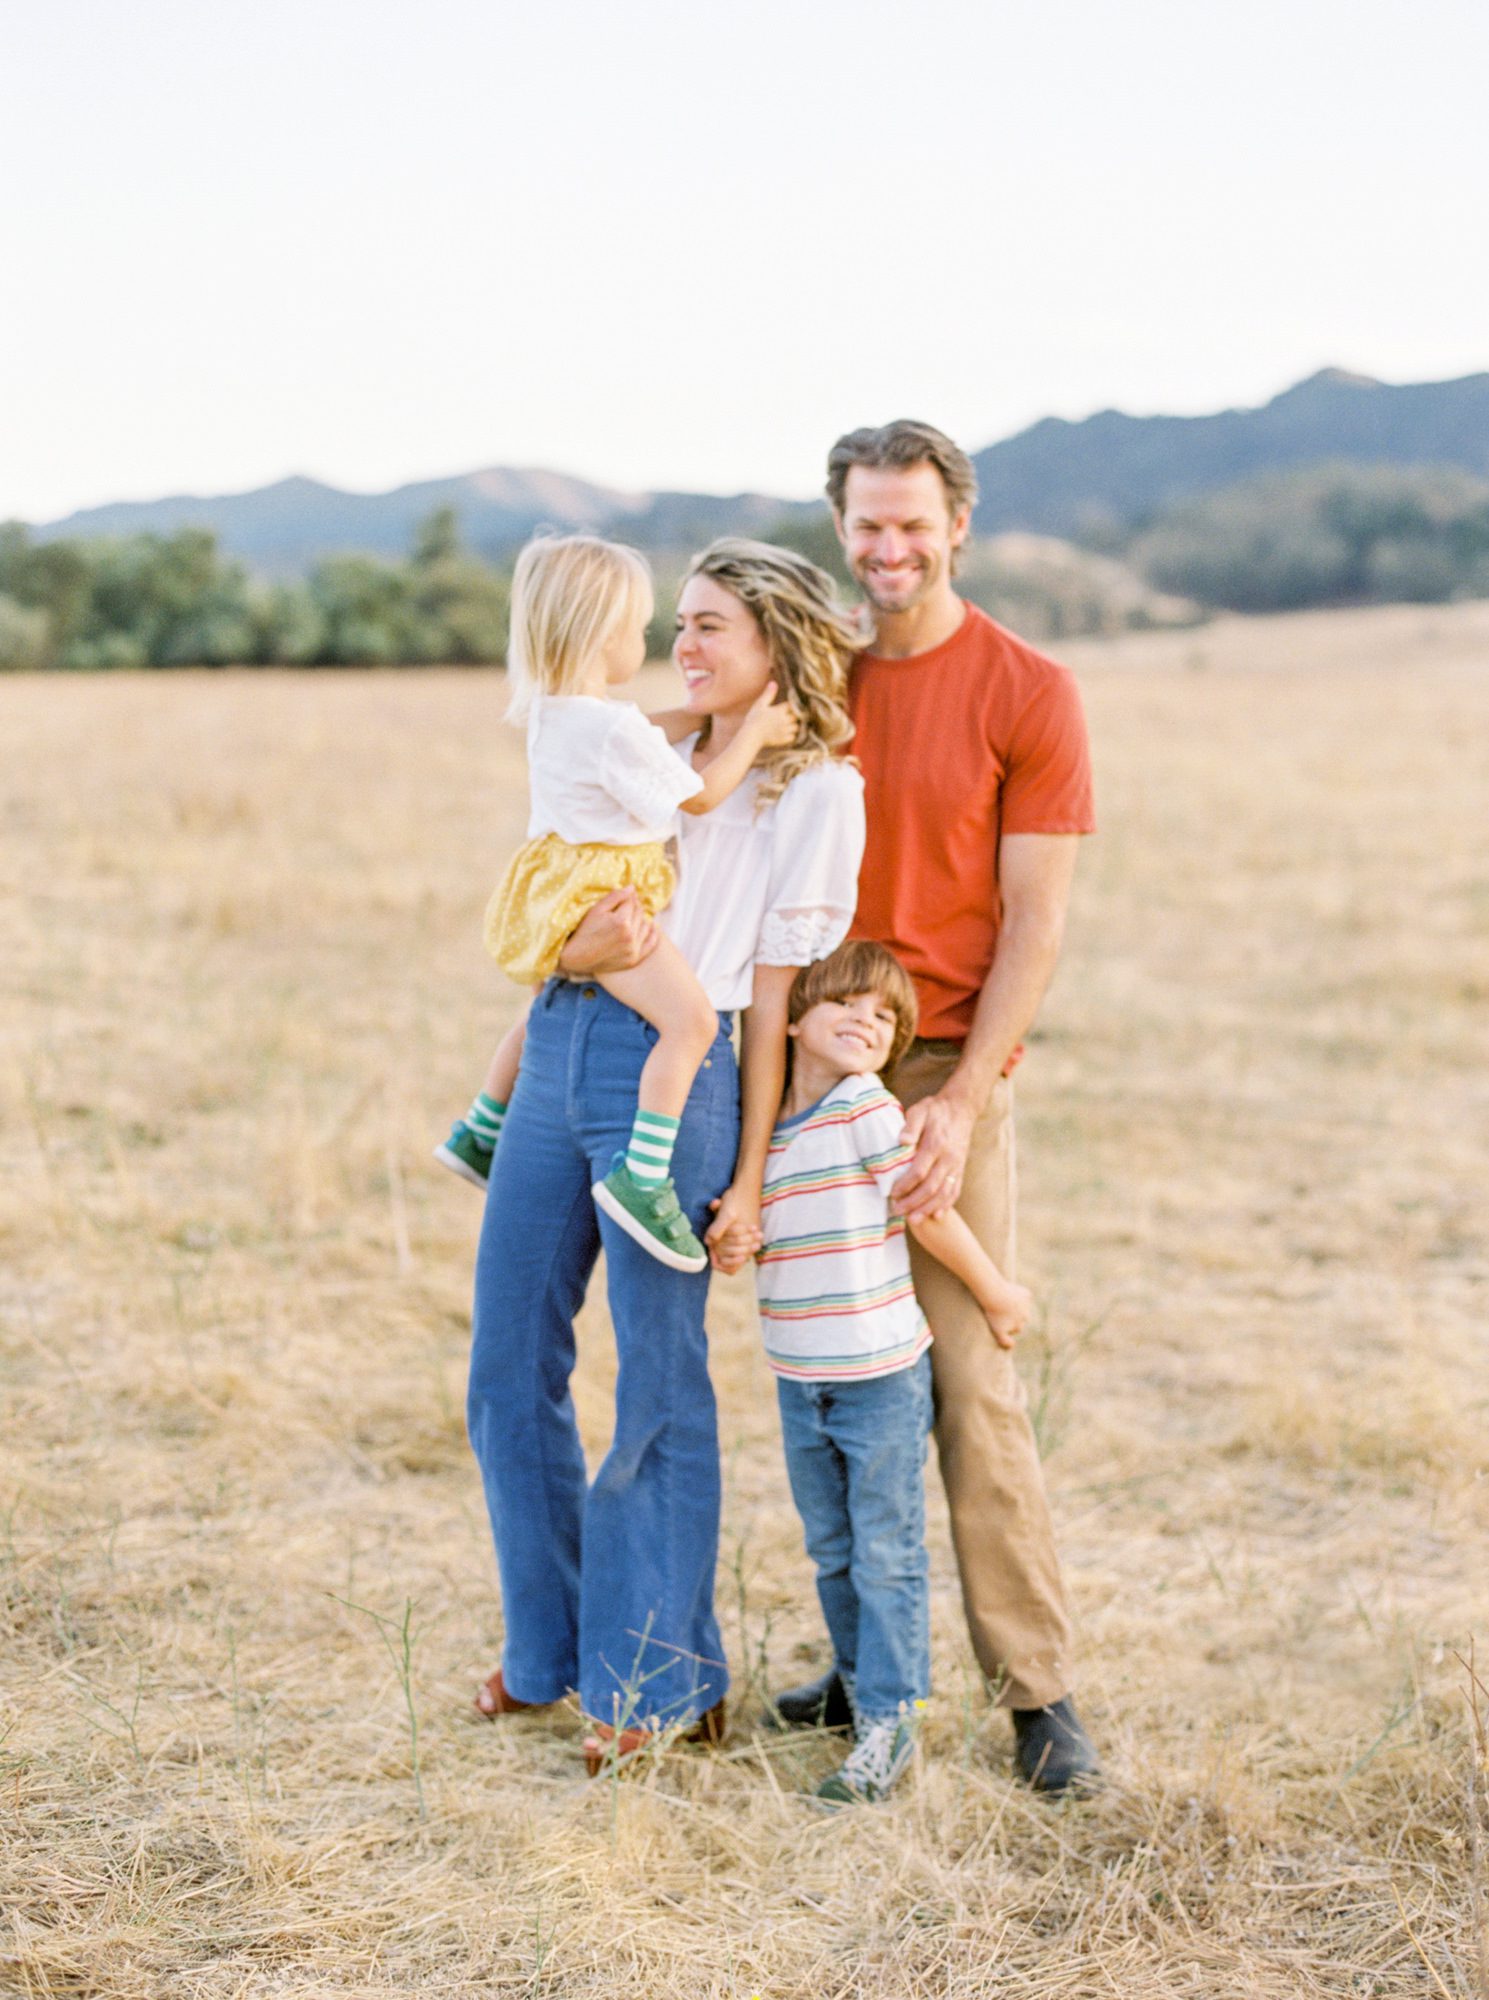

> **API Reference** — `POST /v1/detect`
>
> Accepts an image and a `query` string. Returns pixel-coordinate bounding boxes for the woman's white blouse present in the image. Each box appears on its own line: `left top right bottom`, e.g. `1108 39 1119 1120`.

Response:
661 746 866 1012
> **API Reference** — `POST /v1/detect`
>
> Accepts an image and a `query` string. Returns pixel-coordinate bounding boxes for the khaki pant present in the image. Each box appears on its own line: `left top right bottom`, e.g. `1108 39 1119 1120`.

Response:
887 1042 1074 1710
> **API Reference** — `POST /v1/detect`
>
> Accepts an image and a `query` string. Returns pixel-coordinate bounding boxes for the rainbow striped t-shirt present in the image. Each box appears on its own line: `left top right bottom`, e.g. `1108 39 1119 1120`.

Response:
756 1074 930 1382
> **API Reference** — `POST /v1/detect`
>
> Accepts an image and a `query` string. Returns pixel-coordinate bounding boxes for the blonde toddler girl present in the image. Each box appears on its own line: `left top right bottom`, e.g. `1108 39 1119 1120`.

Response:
440 533 792 1270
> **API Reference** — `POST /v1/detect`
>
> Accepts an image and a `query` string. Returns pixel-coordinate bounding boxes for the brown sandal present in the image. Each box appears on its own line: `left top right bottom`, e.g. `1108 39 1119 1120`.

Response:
474 1668 552 1719
582 1698 726 1776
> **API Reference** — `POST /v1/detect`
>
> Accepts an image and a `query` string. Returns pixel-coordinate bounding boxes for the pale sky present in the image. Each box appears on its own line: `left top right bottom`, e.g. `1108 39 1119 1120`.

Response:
3 0 1486 522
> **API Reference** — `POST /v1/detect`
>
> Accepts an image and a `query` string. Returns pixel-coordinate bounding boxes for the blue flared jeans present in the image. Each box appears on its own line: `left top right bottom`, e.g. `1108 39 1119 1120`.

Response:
467 979 739 1727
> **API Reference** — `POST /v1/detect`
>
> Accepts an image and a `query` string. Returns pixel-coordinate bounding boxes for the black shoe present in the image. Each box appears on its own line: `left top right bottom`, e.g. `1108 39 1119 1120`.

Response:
768 1667 853 1731
1012 1697 1101 1795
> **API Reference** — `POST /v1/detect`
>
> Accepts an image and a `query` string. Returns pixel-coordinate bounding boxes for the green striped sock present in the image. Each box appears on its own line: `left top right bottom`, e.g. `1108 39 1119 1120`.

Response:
626 1110 679 1187
465 1092 505 1151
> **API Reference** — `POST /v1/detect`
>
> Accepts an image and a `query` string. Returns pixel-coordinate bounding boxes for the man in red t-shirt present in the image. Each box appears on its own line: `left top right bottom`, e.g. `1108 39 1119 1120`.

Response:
769 421 1101 1794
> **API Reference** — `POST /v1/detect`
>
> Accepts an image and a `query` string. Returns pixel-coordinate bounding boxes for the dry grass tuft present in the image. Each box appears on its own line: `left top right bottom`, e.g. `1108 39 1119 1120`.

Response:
3 602 1487 1996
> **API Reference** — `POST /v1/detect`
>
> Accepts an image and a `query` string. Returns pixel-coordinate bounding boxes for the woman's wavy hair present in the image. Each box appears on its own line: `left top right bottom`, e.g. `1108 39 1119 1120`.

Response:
682 537 865 806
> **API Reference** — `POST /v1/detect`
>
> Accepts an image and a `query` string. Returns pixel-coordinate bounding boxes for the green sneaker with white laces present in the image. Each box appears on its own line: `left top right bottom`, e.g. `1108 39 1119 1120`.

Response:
816 1715 919 1806
592 1155 708 1273
433 1119 493 1189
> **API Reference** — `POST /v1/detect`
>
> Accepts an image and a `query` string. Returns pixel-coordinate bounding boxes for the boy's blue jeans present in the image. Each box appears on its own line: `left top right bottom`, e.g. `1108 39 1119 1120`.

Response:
776 1353 932 1726
467 980 739 1728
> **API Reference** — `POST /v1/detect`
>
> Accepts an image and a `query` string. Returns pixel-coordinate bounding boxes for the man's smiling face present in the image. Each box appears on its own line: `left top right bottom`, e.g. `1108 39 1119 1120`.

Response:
835 461 970 617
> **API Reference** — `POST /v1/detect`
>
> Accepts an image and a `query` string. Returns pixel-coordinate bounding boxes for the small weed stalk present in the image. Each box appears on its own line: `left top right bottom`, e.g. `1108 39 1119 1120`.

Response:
594 1616 723 1848
1026 1301 1109 1458
730 1529 752 1702
50 1560 79 1655
225 1624 261 1811
1334 1674 1419 1792
332 1592 427 1821
600 1613 664 1846
728 1528 775 1712
527 1904 552 1996
67 1660 146 1768
1456 1644 1488 1999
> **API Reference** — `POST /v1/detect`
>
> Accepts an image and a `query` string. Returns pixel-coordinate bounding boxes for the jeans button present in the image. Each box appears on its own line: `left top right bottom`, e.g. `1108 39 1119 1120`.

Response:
703 1058 711 1068
582 988 596 1000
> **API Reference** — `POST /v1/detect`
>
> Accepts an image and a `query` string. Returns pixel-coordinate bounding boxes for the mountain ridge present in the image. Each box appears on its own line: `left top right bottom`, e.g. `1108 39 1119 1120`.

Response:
27 368 1489 572
971 368 1489 534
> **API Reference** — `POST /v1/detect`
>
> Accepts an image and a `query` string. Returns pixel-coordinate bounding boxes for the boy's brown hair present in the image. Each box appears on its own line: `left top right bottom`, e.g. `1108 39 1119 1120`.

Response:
788 940 919 1075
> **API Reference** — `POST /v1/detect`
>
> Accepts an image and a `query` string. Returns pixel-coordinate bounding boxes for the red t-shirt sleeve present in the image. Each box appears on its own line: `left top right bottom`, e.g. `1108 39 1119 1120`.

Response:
1000 665 1096 836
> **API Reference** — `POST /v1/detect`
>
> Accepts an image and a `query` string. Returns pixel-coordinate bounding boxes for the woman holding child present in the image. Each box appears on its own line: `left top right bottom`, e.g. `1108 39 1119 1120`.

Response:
464 537 868 1773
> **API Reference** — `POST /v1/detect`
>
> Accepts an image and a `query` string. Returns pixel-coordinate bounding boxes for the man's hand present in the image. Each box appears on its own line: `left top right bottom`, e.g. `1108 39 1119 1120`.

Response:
891 1090 977 1221
555 889 659 978
705 1183 763 1274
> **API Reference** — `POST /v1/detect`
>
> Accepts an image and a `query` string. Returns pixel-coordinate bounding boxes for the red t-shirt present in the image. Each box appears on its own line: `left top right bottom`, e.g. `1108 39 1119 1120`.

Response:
848 601 1095 1043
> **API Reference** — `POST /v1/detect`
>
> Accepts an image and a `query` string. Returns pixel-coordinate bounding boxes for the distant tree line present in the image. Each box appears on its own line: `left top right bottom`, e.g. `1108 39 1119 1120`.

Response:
5 464 1489 668
0 508 509 670
1114 464 1489 614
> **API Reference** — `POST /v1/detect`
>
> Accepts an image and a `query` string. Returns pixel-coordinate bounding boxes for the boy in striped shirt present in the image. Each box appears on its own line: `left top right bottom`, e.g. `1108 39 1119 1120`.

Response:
759 941 1032 1803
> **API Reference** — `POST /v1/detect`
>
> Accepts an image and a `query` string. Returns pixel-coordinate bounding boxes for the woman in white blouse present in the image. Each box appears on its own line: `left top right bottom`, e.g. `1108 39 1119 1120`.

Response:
468 539 866 1768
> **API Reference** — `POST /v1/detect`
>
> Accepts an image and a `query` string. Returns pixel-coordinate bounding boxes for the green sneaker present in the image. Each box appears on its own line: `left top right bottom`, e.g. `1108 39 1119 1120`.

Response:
433 1120 493 1189
816 1716 918 1806
592 1155 708 1273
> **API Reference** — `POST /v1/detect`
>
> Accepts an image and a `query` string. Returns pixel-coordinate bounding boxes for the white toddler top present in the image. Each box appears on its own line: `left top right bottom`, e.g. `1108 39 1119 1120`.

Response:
662 746 866 1012
525 694 703 846
756 1074 930 1382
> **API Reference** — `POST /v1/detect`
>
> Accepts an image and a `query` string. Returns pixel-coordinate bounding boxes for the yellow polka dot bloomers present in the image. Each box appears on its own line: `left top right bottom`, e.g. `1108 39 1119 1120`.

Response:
484 693 704 986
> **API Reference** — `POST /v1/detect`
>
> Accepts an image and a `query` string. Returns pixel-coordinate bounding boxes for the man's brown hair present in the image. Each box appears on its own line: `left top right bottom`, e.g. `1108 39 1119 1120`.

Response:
788 939 919 1075
825 420 979 520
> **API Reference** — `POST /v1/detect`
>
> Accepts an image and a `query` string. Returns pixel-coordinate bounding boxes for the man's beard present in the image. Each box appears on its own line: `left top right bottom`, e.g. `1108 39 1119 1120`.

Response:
855 563 937 614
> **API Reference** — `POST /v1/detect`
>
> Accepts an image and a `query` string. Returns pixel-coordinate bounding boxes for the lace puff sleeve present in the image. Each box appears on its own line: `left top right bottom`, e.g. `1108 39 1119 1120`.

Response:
756 760 866 968
598 704 704 832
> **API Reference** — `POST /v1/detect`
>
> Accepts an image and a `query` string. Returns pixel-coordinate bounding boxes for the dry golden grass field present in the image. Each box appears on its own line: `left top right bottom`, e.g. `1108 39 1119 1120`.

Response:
3 601 1487 1999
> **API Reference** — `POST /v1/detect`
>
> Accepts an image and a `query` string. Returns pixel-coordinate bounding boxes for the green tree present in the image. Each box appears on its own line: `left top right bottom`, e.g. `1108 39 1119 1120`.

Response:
60 529 258 667
761 508 853 587
645 570 680 661
0 524 92 664
1128 465 1489 613
412 505 462 569
413 557 509 662
250 582 325 665
405 510 509 662
0 593 51 670
307 555 418 664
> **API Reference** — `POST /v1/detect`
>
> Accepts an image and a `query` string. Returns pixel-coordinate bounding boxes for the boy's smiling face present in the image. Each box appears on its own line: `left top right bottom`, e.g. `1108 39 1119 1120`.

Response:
789 990 899 1082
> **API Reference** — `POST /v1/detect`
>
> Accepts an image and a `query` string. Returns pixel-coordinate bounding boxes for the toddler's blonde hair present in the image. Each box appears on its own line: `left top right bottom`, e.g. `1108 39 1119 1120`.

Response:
505 534 654 720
